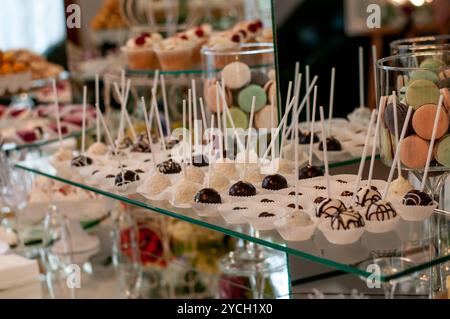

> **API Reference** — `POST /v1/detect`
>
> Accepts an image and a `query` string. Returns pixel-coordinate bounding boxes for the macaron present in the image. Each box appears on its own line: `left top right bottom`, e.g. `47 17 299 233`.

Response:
264 80 277 102
412 103 449 140
383 102 412 137
255 104 278 129
438 69 450 80
397 74 406 93
238 84 267 113
204 79 232 113
226 107 249 130
251 71 269 87
405 79 440 110
434 134 450 168
267 69 276 81
438 78 450 89
222 61 251 90
400 135 430 169
410 70 439 84
419 58 445 70
441 88 450 113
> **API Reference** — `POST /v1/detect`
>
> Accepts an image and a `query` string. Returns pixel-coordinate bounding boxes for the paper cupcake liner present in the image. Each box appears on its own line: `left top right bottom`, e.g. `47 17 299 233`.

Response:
192 202 222 217
364 214 400 234
250 194 290 205
135 184 170 202
274 219 317 242
112 180 141 195
393 201 438 221
218 202 250 225
313 146 350 163
242 206 287 231
318 221 365 245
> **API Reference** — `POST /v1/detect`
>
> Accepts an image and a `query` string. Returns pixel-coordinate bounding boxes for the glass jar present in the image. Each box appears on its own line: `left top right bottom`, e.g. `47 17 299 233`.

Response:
390 35 450 55
376 51 450 172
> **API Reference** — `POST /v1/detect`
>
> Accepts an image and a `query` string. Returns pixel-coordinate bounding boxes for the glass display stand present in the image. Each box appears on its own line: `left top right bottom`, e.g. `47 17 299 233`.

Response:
14 155 450 288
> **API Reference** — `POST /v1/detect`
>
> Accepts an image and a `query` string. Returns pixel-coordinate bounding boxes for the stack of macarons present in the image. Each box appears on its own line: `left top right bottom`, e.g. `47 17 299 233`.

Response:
381 57 450 169
203 61 277 130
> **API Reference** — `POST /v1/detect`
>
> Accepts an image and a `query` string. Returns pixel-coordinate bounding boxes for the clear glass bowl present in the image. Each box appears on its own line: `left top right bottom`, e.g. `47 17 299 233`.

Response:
376 51 450 172
390 35 450 55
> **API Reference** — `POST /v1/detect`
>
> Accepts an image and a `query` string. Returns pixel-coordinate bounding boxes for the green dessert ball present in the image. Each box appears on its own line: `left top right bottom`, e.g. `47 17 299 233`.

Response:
238 84 267 113
419 58 445 70
410 70 439 84
405 79 440 110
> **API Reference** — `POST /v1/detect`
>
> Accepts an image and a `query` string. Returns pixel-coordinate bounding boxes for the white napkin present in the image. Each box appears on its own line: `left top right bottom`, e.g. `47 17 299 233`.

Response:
0 254 40 290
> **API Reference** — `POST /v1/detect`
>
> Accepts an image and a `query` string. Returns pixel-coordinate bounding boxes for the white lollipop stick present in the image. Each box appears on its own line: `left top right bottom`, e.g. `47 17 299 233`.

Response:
367 97 384 187
182 100 187 175
81 86 87 154
188 90 193 165
319 106 331 199
96 104 115 152
242 96 256 181
95 74 100 143
152 70 160 95
285 75 318 139
191 79 200 146
305 65 311 123
359 46 364 108
294 62 300 87
152 88 166 152
140 97 156 167
270 94 276 165
113 81 136 141
352 110 377 202
207 114 215 188
372 45 378 107
420 95 444 192
294 91 300 209
52 79 63 147
392 91 402 178
264 75 318 161
218 84 245 153
308 85 318 166
327 67 336 137
382 106 413 200
215 83 224 159
199 97 208 130
160 74 170 135
289 73 302 139
118 71 126 142
280 81 293 159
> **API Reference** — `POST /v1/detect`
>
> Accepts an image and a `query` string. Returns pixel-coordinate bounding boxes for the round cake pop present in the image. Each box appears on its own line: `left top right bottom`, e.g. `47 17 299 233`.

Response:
157 159 182 174
87 142 108 156
228 181 257 197
261 174 288 191
316 198 346 218
185 165 205 184
298 164 324 180
299 130 319 144
319 136 342 151
365 200 397 221
71 155 93 167
355 186 382 207
115 170 140 187
194 188 222 204
329 207 365 230
402 189 433 206
145 172 171 196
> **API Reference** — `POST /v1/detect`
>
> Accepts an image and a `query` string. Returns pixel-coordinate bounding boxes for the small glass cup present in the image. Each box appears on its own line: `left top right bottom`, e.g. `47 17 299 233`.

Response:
390 35 450 55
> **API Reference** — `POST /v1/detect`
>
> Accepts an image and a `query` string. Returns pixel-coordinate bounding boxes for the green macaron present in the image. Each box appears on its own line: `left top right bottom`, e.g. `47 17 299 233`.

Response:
226 107 249 130
405 79 440 110
410 70 439 84
238 84 267 113
419 58 445 70
434 134 450 168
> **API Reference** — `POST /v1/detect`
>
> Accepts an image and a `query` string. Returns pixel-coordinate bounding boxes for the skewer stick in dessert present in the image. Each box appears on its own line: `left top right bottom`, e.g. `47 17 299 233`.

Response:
207 114 215 187
420 95 444 192
95 74 101 143
140 96 157 166
199 97 208 130
366 96 384 187
242 96 257 181
294 91 300 209
306 65 311 123
392 91 402 178
308 86 318 166
359 46 364 108
381 106 413 199
279 81 293 159
191 79 200 146
81 86 87 155
151 88 166 152
327 67 336 137
182 99 188 177
372 45 378 106
52 79 63 148
319 106 331 199
160 74 170 135
215 83 224 159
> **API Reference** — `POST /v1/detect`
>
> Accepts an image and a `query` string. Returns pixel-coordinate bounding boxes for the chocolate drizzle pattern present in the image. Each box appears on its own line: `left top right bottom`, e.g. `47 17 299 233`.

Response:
356 186 382 207
316 198 346 218
402 190 433 206
330 209 365 230
157 159 182 174
71 155 93 167
366 200 397 221
115 170 140 187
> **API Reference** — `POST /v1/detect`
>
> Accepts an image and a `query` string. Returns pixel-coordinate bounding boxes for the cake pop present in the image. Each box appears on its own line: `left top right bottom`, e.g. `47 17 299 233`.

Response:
298 164 324 179
329 208 365 230
365 200 397 222
299 130 319 144
261 174 288 191
355 186 381 207
194 188 222 204
402 189 433 206
185 165 205 184
71 155 93 167
316 198 346 218
87 142 108 156
114 170 140 187
318 136 342 151
145 172 171 196
157 159 182 174
228 181 257 197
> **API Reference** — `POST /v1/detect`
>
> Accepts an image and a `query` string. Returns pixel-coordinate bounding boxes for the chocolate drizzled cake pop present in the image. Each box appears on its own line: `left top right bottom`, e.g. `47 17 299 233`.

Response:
114 170 140 187
299 130 319 144
71 155 93 167
228 181 257 197
340 190 353 197
157 158 182 174
402 189 433 206
366 200 397 221
330 208 365 230
355 186 381 207
298 164 324 179
318 136 342 151
261 174 288 191
194 188 222 204
316 198 346 218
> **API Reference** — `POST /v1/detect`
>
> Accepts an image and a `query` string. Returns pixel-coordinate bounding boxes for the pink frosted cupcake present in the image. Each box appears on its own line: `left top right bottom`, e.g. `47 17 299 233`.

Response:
154 36 196 71
122 32 162 70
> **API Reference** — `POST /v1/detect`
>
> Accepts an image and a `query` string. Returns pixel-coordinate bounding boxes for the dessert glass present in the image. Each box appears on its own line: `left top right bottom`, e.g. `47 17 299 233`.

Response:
390 35 450 55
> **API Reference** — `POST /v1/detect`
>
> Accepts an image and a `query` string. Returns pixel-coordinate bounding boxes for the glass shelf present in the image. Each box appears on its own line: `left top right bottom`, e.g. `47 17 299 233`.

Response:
15 157 450 283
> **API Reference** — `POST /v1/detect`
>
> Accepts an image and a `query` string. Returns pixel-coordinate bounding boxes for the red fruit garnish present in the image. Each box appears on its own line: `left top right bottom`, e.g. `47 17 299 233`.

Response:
238 29 247 38
195 28 204 37
141 32 151 38
135 36 146 46
179 34 188 40
248 23 259 33
63 115 83 126
255 20 263 28
9 108 26 117
231 34 241 43
17 130 37 142
120 226 164 265
49 123 68 135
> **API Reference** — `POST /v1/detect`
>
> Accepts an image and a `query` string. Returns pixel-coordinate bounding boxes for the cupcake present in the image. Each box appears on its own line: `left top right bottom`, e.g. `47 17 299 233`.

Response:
122 32 162 70
154 36 195 71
